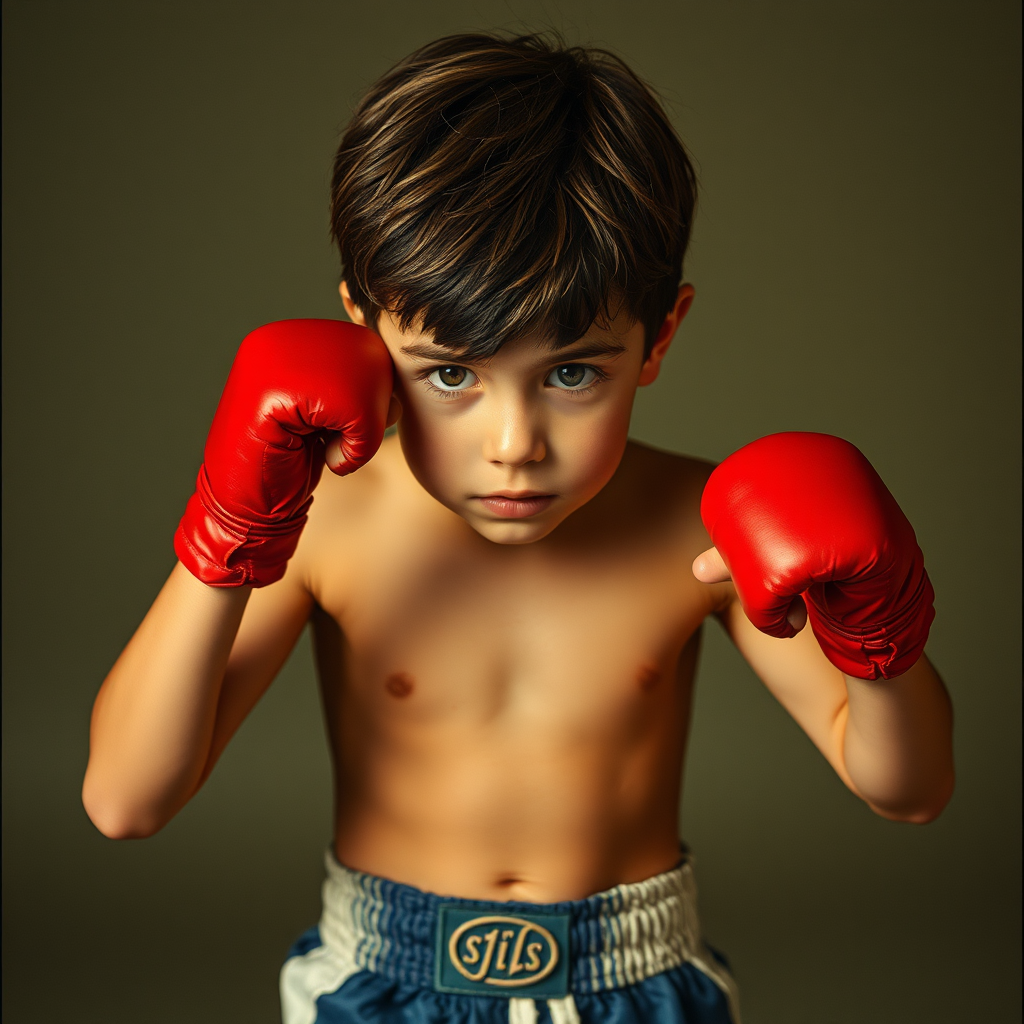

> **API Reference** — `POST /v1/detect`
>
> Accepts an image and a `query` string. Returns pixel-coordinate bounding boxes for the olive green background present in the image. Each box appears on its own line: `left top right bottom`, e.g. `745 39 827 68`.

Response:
3 2 1020 1021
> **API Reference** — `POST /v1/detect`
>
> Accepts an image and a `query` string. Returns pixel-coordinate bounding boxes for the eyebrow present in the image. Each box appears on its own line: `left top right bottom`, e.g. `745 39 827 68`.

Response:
398 338 629 362
553 339 628 360
399 341 462 360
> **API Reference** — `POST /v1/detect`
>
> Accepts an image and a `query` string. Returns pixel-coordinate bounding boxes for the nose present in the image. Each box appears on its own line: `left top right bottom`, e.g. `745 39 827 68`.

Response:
482 392 547 468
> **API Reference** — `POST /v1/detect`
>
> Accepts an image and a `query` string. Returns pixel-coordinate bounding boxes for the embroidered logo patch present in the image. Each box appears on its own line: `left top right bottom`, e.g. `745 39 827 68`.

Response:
435 906 570 998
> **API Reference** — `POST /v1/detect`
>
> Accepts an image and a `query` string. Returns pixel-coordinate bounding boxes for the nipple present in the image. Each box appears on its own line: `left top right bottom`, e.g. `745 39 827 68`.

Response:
385 672 414 698
637 664 660 692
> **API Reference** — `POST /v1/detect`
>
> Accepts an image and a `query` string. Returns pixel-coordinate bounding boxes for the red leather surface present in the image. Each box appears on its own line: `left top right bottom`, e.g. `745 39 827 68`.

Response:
174 319 393 587
701 432 934 680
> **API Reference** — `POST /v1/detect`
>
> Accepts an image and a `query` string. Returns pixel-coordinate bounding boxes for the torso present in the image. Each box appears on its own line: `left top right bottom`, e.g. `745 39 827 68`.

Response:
297 435 718 902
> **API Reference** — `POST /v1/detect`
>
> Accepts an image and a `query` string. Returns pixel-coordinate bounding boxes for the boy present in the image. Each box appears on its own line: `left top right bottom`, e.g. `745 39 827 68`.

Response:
83 33 954 1024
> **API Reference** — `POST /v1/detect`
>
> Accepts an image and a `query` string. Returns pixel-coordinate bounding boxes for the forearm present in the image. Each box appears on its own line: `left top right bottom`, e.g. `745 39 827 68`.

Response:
83 562 251 838
839 655 954 822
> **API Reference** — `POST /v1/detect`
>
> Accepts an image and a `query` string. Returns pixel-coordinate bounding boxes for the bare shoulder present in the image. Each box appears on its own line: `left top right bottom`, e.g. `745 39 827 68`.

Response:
622 439 715 492
305 432 404 525
619 440 715 528
616 441 731 612
580 439 716 555
571 440 724 619
290 433 414 594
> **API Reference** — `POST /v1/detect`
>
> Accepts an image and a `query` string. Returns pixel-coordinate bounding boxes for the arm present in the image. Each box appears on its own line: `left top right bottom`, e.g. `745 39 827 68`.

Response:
83 318 393 839
717 594 954 822
82 562 311 838
695 432 954 823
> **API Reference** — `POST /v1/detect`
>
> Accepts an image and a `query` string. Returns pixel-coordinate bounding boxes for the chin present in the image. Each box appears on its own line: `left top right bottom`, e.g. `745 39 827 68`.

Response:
469 514 565 545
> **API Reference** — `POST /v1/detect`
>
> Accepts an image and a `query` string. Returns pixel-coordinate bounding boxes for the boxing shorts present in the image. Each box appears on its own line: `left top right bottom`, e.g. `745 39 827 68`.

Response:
281 849 740 1023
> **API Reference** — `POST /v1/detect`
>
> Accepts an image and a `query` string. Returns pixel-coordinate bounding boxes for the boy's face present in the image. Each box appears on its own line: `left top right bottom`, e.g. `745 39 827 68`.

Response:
343 285 693 545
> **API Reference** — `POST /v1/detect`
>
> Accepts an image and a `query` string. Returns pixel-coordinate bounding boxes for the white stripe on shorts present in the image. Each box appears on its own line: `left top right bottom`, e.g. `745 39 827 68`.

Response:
508 996 580 1024
279 941 359 1024
508 998 538 1024
548 994 583 1023
588 860 741 1022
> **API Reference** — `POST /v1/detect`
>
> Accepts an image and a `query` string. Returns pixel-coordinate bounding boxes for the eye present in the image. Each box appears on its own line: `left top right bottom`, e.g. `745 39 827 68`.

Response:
428 365 477 391
547 364 599 390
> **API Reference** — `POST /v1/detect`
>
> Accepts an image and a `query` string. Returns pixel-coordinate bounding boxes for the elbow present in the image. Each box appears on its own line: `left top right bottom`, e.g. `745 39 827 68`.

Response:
81 777 168 840
869 769 956 825
882 803 945 826
83 798 164 840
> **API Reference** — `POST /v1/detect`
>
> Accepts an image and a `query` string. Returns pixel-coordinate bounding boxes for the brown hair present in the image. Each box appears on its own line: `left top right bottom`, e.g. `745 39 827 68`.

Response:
330 33 697 358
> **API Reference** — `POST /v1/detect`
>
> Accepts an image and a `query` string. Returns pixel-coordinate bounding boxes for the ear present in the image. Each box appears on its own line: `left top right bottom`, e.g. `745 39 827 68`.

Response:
638 285 695 387
339 280 368 326
341 279 401 424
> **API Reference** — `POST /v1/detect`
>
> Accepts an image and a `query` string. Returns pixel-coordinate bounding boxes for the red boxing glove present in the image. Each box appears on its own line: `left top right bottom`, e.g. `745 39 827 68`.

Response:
700 432 935 680
174 319 393 587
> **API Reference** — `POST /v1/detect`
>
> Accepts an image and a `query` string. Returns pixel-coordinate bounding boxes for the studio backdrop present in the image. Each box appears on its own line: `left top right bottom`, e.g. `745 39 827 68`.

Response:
3 2 1020 1022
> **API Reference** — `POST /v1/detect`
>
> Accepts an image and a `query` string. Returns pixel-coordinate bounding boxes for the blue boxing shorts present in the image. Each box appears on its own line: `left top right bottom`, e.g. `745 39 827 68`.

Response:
280 850 740 1023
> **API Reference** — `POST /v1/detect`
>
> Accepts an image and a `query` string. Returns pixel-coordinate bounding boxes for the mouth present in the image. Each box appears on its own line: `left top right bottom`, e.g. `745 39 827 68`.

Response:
474 492 557 519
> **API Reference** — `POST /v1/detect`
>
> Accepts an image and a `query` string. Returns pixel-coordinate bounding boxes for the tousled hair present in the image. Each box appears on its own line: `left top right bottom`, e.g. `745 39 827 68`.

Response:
330 33 697 358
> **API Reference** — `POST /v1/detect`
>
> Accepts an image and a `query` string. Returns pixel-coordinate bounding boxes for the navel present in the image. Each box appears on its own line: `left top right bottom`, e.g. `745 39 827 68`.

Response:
385 672 414 698
636 664 660 692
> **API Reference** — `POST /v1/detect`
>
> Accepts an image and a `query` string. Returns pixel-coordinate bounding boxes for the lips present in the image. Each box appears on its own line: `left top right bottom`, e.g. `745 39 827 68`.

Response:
476 492 556 519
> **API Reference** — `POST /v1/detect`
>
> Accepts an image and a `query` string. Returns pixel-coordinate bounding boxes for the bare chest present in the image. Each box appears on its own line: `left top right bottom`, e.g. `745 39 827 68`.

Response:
310 529 709 740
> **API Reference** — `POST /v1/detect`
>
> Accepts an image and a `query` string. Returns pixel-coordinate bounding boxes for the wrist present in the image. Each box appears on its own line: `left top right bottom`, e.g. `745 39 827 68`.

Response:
805 558 935 681
174 466 310 587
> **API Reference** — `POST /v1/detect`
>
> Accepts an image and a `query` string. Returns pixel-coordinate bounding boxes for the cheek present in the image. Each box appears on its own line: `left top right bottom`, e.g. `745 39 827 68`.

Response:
396 393 473 495
554 397 634 489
